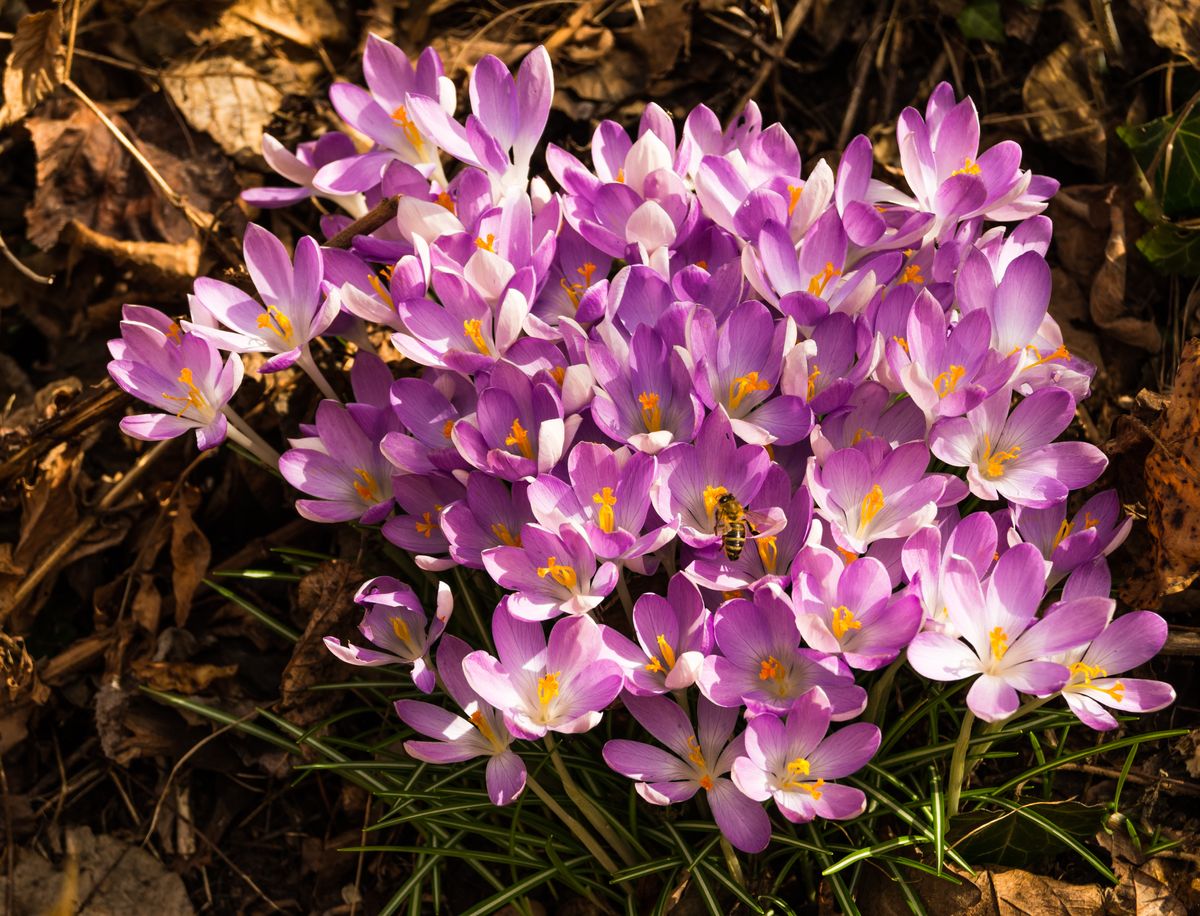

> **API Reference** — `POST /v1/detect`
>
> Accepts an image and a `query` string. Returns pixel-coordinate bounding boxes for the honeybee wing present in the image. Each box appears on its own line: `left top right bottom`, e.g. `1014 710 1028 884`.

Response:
741 507 777 537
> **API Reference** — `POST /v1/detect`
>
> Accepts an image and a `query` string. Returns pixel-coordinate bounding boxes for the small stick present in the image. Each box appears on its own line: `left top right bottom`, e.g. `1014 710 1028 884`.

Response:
0 230 53 284
732 0 817 118
325 195 401 250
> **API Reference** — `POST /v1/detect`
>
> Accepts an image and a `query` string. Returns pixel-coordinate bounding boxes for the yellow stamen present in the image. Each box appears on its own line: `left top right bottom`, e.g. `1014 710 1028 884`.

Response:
695 260 708 270
475 233 496 252
443 419 456 440
686 735 707 768
549 366 565 386
703 485 730 519
989 626 1009 660
638 391 662 432
256 304 294 343
166 322 183 345
537 671 560 707
728 370 770 411
699 775 714 790
536 557 577 590
592 486 618 533
352 468 379 503
981 434 1021 478
806 364 821 401
390 616 411 643
830 605 863 641
851 427 871 446
1069 661 1107 683
368 272 395 309
415 510 437 538
1023 344 1070 371
835 546 858 565
1053 519 1074 550
615 168 625 184
758 656 784 681
505 418 533 459
950 157 981 177
786 756 810 778
491 522 521 547
892 336 910 355
899 264 924 284
798 778 825 799
787 184 803 217
756 535 779 574
462 318 489 354
436 190 456 213
470 709 496 743
859 485 885 531
807 262 841 297
161 367 209 418
933 364 966 399
722 589 745 601
390 105 425 155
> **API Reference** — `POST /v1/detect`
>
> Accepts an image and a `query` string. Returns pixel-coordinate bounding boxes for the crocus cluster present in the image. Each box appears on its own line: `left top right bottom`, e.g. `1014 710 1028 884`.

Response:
107 38 1174 854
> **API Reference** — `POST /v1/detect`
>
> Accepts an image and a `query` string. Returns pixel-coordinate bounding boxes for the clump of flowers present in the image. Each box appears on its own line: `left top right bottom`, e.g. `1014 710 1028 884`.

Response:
107 39 1174 868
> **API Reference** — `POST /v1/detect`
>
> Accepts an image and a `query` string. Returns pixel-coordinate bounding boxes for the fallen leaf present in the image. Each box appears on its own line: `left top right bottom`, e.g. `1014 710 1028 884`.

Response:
1130 0 1200 69
976 868 1105 915
171 485 211 626
0 7 65 128
131 573 162 632
161 56 284 160
219 0 347 48
1022 42 1106 175
130 659 239 693
1089 197 1163 352
64 219 202 288
0 826 194 916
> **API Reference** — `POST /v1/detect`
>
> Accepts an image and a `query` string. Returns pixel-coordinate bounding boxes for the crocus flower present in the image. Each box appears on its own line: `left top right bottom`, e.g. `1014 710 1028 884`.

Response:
107 307 243 451
186 224 339 376
793 554 923 670
731 687 880 823
1050 610 1174 731
906 544 1110 721
279 400 396 524
1007 489 1132 584
395 635 526 805
900 511 998 630
483 524 618 620
462 602 623 739
243 132 368 216
929 386 1107 508
381 472 465 569
603 694 772 853
440 476 534 569
381 376 469 475
600 573 712 694
698 587 867 719
324 578 452 693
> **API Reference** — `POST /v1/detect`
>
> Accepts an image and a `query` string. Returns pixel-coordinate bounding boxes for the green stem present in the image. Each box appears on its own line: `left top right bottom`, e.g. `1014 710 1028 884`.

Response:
451 567 494 651
525 774 620 875
222 411 281 467
297 345 340 401
946 710 975 818
863 656 904 725
656 546 676 576
968 695 1052 779
544 735 637 867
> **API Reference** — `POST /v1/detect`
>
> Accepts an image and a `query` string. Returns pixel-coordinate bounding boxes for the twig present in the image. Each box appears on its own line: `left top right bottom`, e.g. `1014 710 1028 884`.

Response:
0 230 53 284
64 0 82 76
325 195 400 250
732 0 816 118
836 2 888 150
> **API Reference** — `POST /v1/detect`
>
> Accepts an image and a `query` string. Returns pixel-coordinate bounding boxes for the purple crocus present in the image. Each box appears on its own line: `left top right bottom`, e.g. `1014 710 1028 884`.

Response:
462 602 623 739
793 554 923 670
324 577 452 693
527 442 675 570
901 511 998 630
482 524 618 620
601 573 712 694
243 132 368 216
930 387 1107 508
1050 609 1174 731
395 635 526 805
440 476 534 569
731 688 880 823
186 225 339 386
279 400 396 524
381 472 466 570
698 587 867 719
107 306 243 451
603 694 772 853
1007 489 1132 584
906 544 1110 721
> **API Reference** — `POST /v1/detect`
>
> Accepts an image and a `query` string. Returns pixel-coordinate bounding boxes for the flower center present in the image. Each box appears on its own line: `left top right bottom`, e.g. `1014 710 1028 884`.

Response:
859 484 885 532
505 418 533 459
592 486 617 533
470 709 498 745
436 190 456 213
353 468 380 503
537 556 577 590
950 157 981 177
806 364 821 401
367 271 394 309
758 656 789 695
1023 344 1070 371
166 322 183 344
787 184 803 217
475 233 497 252
728 370 770 411
390 105 425 155
807 262 840 296
989 626 1009 661
415 511 437 538
615 168 625 184
638 391 662 432
462 318 489 355
755 535 779 574
830 605 863 640
256 304 294 343
443 419 455 440
537 671 560 708
981 434 1021 478
490 522 521 547
703 485 730 519
559 261 597 311
549 366 565 386
1067 662 1124 701
934 364 966 398
900 264 924 284
161 367 209 419
892 336 910 355
1053 518 1074 550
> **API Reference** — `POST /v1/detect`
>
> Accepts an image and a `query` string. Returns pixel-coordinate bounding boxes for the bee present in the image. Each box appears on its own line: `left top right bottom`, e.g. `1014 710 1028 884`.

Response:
713 493 774 561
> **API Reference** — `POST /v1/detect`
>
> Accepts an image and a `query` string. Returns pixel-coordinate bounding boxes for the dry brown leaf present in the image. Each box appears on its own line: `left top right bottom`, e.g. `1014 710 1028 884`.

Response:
279 559 363 727
129 659 238 693
131 573 162 632
857 864 1106 915
1131 0 1200 69
171 486 210 626
0 8 65 128
1022 42 1106 175
64 219 201 288
0 826 193 916
1137 339 1200 605
219 0 347 47
1089 199 1162 352
161 56 284 160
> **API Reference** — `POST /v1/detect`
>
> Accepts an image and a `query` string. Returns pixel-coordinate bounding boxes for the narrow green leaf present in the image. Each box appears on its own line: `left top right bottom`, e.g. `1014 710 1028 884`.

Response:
822 835 924 875
457 858 591 916
202 578 300 641
983 798 1117 884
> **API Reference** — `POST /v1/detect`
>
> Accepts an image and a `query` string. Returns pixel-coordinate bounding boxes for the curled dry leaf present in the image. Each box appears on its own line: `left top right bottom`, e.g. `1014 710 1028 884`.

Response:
0 7 65 128
129 659 239 694
64 219 202 289
1022 41 1106 175
161 56 284 160
1130 0 1200 69
1089 197 1163 353
171 485 211 627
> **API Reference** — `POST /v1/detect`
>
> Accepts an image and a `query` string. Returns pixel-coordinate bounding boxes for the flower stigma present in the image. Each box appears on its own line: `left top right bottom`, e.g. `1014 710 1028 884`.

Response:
859 484 885 532
807 262 840 296
353 468 380 503
592 486 617 533
491 522 521 547
980 434 1021 478
462 318 490 354
161 368 209 419
256 304 295 343
505 418 533 459
638 391 662 432
728 370 770 411
831 605 863 640
934 364 966 398
537 557 577 590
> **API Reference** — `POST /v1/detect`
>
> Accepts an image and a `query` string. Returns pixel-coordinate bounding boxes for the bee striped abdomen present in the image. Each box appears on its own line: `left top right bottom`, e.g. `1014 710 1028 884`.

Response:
722 522 746 560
